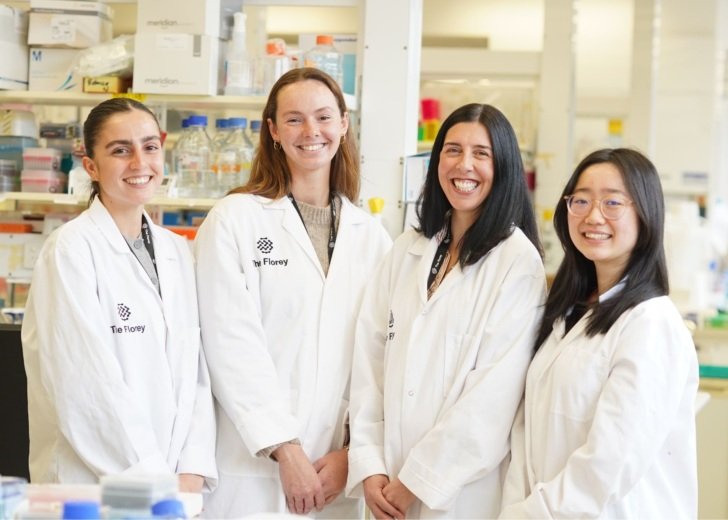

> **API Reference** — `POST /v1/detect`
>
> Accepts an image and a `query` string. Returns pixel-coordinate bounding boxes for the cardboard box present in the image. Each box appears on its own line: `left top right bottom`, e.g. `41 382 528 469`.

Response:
28 47 82 92
28 0 113 49
136 0 221 37
83 76 131 94
132 33 220 96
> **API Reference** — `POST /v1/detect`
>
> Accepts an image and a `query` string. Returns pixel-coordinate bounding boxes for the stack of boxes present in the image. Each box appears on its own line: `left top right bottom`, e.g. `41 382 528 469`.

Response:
21 147 67 193
133 0 230 96
27 0 113 92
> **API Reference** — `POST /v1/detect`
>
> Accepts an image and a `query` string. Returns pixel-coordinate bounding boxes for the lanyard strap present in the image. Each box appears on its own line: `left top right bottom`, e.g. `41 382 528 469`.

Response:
140 215 158 279
427 223 452 289
288 193 338 262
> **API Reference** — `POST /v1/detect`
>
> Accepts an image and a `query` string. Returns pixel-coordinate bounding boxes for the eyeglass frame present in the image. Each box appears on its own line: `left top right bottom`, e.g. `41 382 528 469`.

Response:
563 194 634 220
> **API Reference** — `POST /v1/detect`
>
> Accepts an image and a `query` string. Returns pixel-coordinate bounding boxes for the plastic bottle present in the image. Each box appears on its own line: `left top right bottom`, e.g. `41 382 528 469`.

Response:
176 115 213 198
224 12 255 96
217 117 254 193
303 35 343 88
249 119 262 147
151 498 186 519
261 38 291 95
62 500 101 519
170 117 191 197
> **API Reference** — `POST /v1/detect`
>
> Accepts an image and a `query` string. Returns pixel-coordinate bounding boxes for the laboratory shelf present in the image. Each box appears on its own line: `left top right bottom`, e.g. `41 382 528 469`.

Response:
0 91 357 112
0 191 217 209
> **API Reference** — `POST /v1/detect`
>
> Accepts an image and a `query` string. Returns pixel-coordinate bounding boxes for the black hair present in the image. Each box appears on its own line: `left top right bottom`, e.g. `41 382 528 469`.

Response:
534 147 669 349
415 103 542 266
83 98 160 203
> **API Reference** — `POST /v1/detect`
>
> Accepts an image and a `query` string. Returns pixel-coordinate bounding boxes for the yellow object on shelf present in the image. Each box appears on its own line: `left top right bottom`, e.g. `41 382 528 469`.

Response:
368 197 384 214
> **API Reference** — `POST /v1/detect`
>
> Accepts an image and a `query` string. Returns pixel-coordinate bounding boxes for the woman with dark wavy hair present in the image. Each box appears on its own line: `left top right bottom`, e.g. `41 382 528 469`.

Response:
501 148 698 519
195 68 391 518
347 103 545 519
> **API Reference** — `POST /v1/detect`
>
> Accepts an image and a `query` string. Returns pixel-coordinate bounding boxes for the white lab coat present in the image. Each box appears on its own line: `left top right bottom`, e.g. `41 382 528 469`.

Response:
193 194 392 518
22 198 217 486
346 227 546 519
500 286 699 519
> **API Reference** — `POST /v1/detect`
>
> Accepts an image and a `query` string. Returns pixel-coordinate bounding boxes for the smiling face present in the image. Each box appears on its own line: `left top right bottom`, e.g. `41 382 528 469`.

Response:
82 109 164 212
437 121 494 231
267 79 348 182
567 161 639 291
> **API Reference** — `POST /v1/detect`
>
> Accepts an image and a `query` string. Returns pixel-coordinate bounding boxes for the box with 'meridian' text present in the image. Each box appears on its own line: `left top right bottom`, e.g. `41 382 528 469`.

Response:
132 33 220 96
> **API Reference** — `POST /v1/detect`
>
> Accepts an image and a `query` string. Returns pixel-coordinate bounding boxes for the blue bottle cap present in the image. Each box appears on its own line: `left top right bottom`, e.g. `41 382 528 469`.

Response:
151 498 186 518
62 500 101 519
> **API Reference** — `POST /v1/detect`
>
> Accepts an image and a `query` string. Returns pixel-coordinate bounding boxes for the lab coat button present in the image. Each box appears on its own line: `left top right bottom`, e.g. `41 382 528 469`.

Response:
133 239 143 249
408 390 414 397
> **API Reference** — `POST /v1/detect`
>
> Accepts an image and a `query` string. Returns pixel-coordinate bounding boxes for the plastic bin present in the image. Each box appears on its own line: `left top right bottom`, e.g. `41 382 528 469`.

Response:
23 148 63 171
21 169 68 193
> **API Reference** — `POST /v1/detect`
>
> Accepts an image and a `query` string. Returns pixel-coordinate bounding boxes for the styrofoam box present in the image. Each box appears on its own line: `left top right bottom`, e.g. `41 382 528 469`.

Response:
23 147 63 170
28 0 113 49
136 0 220 37
21 169 68 193
0 110 37 139
0 4 28 43
0 6 29 90
28 47 82 92
132 33 220 96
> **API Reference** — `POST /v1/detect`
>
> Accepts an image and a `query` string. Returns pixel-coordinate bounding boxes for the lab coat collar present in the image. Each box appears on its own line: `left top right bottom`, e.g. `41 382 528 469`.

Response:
408 231 465 305
538 278 628 376
259 194 368 280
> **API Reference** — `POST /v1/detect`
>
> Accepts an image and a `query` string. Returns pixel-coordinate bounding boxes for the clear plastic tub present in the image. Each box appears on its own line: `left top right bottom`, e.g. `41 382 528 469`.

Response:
22 148 63 171
21 169 68 193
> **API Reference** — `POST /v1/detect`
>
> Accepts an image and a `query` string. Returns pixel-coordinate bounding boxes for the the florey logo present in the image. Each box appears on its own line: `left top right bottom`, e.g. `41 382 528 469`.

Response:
117 303 131 321
257 237 273 254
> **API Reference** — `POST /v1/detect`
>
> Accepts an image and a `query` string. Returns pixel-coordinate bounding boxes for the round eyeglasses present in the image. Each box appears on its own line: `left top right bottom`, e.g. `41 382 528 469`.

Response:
564 195 633 220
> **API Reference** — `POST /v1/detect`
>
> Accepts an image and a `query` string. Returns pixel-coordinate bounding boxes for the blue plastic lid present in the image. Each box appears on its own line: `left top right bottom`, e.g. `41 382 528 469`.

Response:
187 115 208 126
151 498 186 518
180 118 190 129
215 118 229 129
250 120 262 131
62 500 101 519
227 117 248 129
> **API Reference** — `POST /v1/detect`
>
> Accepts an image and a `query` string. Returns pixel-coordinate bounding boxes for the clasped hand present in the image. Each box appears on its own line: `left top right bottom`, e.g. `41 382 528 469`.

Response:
363 474 416 519
276 444 348 515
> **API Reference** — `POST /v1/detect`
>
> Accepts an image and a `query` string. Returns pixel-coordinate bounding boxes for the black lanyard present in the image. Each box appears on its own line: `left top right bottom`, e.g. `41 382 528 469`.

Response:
427 223 452 289
140 215 158 279
288 193 338 262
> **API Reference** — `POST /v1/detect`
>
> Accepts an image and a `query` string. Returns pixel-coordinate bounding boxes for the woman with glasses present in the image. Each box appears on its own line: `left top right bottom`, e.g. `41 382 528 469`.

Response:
347 103 545 519
500 148 698 519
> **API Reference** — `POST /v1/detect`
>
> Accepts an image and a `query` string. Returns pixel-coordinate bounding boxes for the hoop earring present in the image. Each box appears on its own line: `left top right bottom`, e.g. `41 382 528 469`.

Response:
273 141 281 150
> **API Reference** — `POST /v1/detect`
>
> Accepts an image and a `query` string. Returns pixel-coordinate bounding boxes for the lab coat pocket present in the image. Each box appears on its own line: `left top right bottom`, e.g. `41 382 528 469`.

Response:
443 333 475 397
551 347 609 421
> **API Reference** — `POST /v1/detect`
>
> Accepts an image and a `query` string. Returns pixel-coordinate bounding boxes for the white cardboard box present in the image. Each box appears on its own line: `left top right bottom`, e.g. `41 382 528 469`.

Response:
132 33 220 95
28 0 113 49
28 47 82 92
136 0 220 37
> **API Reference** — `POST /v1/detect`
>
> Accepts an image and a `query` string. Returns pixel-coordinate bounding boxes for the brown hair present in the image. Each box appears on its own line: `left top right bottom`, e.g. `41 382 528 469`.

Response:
231 67 359 201
83 98 161 203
